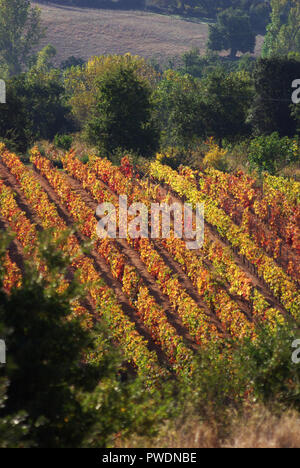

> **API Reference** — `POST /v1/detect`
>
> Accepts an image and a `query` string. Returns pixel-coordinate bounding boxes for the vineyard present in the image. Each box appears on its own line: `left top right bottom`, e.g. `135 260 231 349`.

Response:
0 144 299 386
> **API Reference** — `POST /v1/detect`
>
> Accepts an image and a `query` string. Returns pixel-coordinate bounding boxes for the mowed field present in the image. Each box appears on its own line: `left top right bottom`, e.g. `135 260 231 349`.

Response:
33 2 263 64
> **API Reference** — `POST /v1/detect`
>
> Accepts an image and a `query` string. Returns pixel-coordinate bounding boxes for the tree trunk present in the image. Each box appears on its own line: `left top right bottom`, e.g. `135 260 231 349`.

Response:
229 48 237 59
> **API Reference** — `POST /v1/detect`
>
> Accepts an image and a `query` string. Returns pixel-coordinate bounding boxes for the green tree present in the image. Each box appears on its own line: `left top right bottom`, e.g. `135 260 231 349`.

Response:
31 45 57 74
0 376 31 447
85 65 158 156
200 69 254 142
0 231 177 447
249 57 300 137
0 72 71 152
262 0 300 58
208 8 256 58
0 0 44 76
65 54 158 128
154 68 253 147
249 0 271 35
248 132 299 173
0 309 30 447
0 231 142 448
60 56 85 71
153 70 206 147
0 234 100 447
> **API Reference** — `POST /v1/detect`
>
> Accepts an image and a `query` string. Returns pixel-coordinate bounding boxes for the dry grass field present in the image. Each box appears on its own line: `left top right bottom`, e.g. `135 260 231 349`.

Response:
33 2 263 65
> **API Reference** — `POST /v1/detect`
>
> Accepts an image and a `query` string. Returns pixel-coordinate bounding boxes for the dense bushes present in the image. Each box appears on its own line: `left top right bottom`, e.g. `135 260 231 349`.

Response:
248 132 300 173
0 232 172 447
250 58 300 138
0 50 300 172
0 73 72 152
153 68 253 148
1 231 299 447
85 65 158 156
54 133 73 151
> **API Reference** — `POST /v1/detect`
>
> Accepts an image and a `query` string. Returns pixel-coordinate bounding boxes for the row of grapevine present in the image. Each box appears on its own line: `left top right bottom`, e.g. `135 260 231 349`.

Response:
86 154 285 331
61 151 225 343
0 145 165 382
148 161 300 319
67 152 259 339
63 154 264 338
192 167 300 279
263 173 300 206
29 148 198 377
2 251 22 293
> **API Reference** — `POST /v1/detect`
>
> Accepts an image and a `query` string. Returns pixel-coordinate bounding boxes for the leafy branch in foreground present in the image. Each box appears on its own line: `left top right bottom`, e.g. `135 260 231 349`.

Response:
0 231 162 447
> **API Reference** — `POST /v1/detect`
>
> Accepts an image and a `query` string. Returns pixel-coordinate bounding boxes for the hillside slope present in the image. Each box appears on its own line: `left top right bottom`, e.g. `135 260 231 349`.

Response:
33 2 263 64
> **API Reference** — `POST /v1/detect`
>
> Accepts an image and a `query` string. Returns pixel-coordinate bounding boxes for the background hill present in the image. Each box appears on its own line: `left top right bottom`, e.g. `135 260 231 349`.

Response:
32 2 263 65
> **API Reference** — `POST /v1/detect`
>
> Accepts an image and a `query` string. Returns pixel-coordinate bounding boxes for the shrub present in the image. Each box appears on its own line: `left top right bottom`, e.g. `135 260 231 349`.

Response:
156 147 189 170
203 138 229 171
54 134 73 151
248 132 300 174
0 74 72 152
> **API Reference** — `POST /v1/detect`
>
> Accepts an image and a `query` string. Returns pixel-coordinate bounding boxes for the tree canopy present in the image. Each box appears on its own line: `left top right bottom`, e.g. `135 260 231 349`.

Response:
262 0 300 58
0 0 44 76
249 57 300 137
85 64 158 155
208 8 256 58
